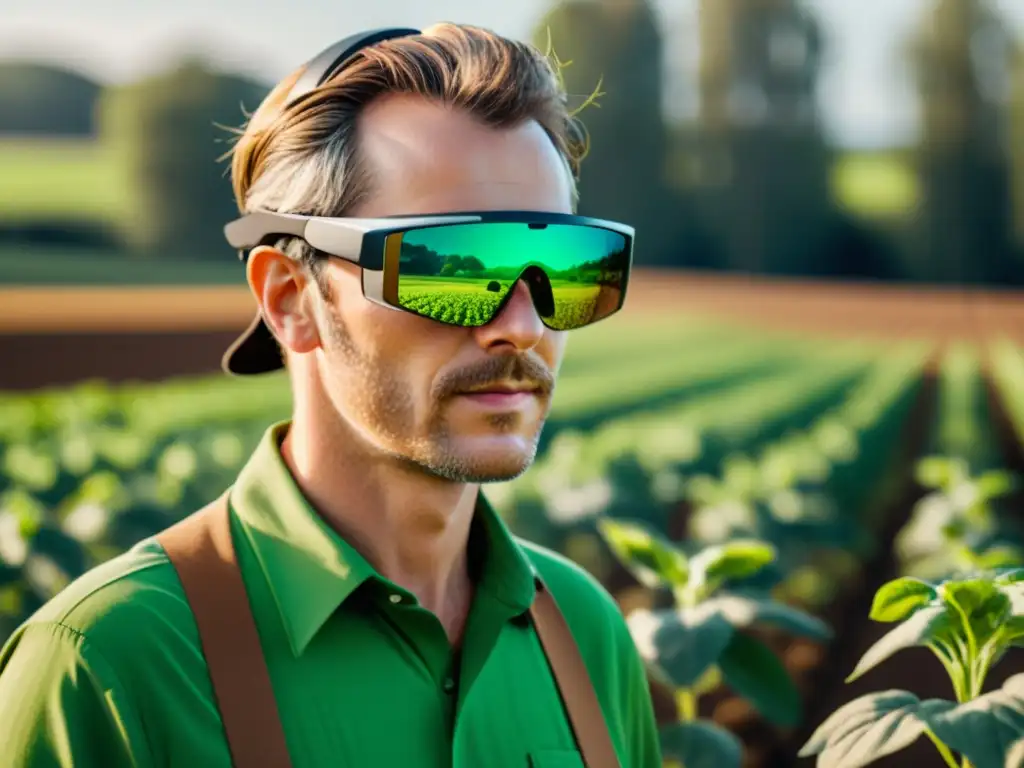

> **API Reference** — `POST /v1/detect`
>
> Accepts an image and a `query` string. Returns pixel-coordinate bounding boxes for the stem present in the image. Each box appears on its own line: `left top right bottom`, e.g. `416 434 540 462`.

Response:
930 641 969 703
677 689 698 722
971 638 1002 699
949 602 979 702
923 730 961 768
951 601 979 665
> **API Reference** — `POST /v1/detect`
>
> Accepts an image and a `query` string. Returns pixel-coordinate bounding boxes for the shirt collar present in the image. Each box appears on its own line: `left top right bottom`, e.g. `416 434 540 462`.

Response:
230 421 537 657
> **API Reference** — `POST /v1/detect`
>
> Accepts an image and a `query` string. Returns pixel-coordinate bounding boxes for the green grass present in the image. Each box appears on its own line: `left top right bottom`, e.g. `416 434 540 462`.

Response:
0 247 242 285
0 138 126 224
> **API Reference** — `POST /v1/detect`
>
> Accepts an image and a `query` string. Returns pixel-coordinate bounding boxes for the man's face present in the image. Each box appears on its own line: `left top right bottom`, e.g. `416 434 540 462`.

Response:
301 95 573 482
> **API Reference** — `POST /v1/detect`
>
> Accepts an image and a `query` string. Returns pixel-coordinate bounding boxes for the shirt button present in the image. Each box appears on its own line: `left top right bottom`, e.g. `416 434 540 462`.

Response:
443 677 455 693
389 594 403 604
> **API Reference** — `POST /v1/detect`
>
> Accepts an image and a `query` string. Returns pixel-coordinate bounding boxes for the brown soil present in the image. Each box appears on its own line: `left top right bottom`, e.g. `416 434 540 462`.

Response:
622 270 1024 350
2 271 1022 343
0 285 258 333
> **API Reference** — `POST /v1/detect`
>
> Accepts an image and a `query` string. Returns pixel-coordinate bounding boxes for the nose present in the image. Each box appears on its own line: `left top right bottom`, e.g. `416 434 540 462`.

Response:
473 280 546 352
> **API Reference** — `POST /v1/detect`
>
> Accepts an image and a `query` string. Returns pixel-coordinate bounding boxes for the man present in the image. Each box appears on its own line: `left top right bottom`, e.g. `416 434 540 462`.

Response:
0 23 660 768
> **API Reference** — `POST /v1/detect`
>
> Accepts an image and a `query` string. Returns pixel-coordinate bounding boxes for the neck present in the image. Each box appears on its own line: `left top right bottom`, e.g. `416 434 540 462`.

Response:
281 407 477 642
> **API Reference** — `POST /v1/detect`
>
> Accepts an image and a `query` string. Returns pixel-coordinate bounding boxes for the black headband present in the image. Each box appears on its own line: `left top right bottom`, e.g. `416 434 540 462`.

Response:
283 27 422 105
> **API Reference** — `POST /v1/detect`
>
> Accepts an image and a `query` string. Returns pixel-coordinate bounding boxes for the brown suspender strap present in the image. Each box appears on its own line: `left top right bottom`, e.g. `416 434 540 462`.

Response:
157 492 620 768
529 578 622 768
157 493 294 768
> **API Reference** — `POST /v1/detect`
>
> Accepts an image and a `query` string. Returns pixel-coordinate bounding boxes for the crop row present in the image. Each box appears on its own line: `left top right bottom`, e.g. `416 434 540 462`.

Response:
0 322 1021 766
2 316 827 635
795 344 1024 768
493 344 930 766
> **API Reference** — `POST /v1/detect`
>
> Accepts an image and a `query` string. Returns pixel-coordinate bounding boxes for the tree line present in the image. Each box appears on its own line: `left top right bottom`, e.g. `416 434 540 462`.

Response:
2 0 1023 286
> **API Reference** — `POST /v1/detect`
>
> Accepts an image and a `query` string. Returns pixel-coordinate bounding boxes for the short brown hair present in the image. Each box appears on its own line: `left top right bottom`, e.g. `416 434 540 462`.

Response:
227 23 590 280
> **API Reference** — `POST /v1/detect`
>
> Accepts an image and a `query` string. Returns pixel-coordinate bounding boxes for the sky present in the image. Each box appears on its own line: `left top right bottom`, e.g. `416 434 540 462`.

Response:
2 0 1023 149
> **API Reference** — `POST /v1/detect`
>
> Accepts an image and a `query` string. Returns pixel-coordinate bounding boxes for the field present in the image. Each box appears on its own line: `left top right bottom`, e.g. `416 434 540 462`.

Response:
0 138 126 224
0 246 243 286
1 272 1023 766
398 275 606 329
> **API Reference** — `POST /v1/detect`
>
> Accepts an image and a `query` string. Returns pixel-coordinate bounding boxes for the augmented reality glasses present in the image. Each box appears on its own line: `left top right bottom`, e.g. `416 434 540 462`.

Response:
225 209 634 332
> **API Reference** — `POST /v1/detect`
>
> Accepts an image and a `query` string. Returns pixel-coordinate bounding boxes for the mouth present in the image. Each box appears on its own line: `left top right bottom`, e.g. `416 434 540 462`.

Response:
461 383 542 396
455 382 544 409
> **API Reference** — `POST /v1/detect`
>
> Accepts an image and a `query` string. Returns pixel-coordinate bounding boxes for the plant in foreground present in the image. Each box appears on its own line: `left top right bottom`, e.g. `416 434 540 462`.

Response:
597 518 832 768
800 569 1024 768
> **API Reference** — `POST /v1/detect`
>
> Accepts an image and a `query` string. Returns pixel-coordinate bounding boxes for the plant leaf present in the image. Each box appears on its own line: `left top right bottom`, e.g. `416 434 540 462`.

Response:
645 604 735 688
944 579 1002 617
975 470 1017 502
597 518 688 588
704 594 832 641
1002 614 1024 648
1006 739 1024 768
660 720 743 768
975 547 1024 571
688 540 775 593
870 577 937 623
718 632 802 727
998 586 1024 646
943 579 1011 648
927 673 1024 768
847 605 953 683
799 690 956 768
996 569 1024 586
916 456 957 490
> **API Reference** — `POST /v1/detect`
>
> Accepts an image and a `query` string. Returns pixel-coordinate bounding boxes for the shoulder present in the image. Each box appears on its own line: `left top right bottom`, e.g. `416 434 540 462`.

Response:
2 537 201 690
18 538 191 645
0 538 228 767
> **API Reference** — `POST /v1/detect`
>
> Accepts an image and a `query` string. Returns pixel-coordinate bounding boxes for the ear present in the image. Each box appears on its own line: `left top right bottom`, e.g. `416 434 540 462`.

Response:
246 246 322 356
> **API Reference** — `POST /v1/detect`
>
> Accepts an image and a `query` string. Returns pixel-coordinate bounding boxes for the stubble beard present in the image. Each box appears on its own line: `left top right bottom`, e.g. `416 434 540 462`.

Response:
316 299 551 485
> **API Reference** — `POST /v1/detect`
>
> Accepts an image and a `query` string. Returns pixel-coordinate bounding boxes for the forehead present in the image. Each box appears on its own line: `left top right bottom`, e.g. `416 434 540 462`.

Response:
351 93 574 217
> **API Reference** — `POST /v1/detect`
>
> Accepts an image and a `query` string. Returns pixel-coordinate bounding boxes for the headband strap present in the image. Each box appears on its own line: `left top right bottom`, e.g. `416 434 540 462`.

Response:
284 27 421 105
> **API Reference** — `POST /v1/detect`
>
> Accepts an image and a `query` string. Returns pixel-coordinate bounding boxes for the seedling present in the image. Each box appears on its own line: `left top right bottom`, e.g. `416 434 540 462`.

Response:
598 518 832 768
905 456 1021 575
800 569 1024 768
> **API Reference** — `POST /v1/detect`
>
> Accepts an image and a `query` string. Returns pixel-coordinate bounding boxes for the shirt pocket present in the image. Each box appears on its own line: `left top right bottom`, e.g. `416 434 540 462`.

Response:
529 750 586 768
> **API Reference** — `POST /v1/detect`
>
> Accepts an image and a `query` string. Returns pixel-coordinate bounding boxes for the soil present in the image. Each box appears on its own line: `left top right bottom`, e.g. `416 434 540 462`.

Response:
2 270 1022 341
622 270 1024 352
3 270 1022 390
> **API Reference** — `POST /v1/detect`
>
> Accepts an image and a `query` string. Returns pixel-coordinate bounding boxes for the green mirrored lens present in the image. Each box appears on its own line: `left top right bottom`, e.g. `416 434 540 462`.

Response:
395 222 628 330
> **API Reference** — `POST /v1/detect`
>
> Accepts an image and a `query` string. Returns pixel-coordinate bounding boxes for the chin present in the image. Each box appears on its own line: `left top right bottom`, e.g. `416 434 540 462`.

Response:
424 434 540 484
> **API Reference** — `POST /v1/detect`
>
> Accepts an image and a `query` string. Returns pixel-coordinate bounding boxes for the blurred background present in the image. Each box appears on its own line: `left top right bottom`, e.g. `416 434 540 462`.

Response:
2 1 1024 766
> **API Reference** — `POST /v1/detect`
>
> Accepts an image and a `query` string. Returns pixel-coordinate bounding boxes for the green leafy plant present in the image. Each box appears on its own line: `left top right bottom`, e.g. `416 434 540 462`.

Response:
597 518 832 768
800 569 1024 768
897 457 1021 579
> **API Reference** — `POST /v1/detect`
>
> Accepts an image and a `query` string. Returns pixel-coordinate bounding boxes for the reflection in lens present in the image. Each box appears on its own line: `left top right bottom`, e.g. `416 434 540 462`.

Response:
395 222 629 330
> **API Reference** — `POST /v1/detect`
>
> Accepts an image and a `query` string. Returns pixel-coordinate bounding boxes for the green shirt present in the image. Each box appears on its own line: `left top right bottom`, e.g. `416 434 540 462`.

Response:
0 422 661 768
